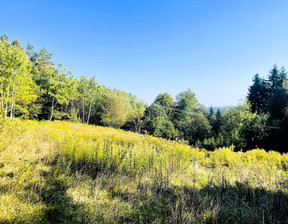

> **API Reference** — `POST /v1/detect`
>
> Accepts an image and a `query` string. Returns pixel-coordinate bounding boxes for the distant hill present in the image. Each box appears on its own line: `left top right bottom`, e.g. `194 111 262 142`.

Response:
206 106 235 114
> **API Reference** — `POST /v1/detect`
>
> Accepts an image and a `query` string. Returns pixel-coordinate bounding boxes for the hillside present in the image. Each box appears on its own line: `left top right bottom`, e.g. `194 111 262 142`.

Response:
0 119 288 223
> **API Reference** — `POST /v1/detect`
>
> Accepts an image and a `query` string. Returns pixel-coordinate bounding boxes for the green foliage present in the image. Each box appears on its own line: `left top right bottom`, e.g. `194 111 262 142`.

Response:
202 104 268 150
124 108 144 133
77 75 100 124
268 86 288 121
143 103 170 137
173 89 211 145
265 84 288 151
154 93 174 108
268 65 287 93
247 74 270 113
219 104 267 149
175 88 199 113
178 113 211 145
0 37 39 119
154 92 174 118
2 35 288 154
246 65 288 152
0 36 146 130
206 107 222 135
102 95 126 128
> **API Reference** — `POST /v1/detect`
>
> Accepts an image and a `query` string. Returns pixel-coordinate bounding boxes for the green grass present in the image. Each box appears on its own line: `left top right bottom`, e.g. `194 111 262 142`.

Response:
0 119 288 223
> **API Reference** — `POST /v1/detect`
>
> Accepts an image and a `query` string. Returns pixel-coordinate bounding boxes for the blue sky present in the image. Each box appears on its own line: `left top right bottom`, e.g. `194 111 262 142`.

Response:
1 0 288 106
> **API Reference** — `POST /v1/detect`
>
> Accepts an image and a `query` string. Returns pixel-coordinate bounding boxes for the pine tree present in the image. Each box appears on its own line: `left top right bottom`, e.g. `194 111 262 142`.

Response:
268 65 287 93
247 74 270 113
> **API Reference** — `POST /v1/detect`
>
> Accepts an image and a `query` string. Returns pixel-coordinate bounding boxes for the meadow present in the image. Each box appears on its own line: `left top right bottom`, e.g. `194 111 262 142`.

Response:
0 119 288 223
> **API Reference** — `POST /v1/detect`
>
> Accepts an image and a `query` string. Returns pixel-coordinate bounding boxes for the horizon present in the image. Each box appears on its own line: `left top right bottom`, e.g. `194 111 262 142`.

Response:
1 0 288 106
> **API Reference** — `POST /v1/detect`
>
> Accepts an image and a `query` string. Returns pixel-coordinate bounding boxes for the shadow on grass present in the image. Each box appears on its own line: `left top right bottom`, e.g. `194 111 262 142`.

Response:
21 155 288 224
93 172 288 224
68 158 288 223
200 183 288 224
18 156 90 224
68 157 132 179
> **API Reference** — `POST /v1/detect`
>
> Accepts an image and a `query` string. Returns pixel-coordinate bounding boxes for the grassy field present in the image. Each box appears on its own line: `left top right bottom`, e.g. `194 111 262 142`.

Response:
0 119 288 223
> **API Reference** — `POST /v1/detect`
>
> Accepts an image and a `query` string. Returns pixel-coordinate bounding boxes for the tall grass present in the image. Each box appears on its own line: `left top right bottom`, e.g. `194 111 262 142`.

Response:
0 119 287 223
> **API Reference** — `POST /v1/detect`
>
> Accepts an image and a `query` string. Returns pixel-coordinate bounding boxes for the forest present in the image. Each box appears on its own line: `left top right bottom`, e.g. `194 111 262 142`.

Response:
1 35 287 152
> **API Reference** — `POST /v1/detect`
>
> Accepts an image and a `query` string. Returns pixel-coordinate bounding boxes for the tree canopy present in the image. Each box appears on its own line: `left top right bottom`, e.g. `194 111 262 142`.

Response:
1 35 288 152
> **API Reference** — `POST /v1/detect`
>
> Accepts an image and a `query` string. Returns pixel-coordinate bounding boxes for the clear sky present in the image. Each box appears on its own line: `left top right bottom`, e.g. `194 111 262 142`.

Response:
1 0 288 106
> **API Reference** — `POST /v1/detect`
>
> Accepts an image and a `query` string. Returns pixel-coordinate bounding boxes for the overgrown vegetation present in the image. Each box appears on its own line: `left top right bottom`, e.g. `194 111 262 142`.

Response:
1 35 288 153
0 119 287 223
1 34 288 223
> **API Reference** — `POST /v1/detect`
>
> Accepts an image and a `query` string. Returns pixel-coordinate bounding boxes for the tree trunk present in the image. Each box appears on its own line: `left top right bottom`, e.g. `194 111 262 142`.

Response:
76 107 79 120
50 97 56 121
1 79 4 111
87 100 92 124
135 120 141 133
4 84 10 119
10 80 16 119
71 100 74 113
65 101 69 115
82 97 85 123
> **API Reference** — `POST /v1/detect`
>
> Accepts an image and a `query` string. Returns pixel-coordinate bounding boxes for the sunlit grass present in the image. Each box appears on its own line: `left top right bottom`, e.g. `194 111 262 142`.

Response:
0 119 287 223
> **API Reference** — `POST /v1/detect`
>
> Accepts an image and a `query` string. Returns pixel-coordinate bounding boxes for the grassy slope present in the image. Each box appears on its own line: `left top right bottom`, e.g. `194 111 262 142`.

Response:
0 119 288 224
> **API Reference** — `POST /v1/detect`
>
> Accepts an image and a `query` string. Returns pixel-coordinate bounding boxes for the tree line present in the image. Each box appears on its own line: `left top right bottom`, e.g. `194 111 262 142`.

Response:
0 35 146 129
0 35 287 152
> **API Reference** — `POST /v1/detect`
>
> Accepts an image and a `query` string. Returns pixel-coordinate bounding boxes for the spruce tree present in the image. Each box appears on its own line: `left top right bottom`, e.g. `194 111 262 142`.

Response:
247 74 270 113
